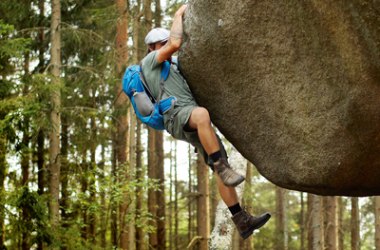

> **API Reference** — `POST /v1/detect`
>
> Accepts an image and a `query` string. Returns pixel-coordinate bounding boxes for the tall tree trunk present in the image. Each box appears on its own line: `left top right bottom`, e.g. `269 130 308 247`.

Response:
37 5 46 247
131 7 143 247
148 0 163 227
89 115 97 244
239 162 253 250
111 147 118 247
154 0 162 27
196 155 210 250
275 187 287 250
115 0 130 248
37 129 45 250
148 129 158 248
135 120 144 250
21 53 30 250
143 0 152 33
351 197 360 250
81 152 88 241
117 95 131 249
21 54 30 188
169 139 174 250
133 0 142 63
0 137 6 248
307 193 313 250
308 194 324 250
174 141 179 250
210 172 218 230
156 130 166 250
49 0 62 235
338 197 344 250
126 110 135 250
187 144 193 247
37 130 45 196
144 0 158 247
147 130 166 250
324 197 338 250
99 145 107 249
300 192 305 250
60 116 69 250
375 196 380 250
116 0 129 75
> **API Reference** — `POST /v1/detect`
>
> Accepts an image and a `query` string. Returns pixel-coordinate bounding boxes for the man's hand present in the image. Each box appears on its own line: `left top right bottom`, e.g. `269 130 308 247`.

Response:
175 4 188 17
171 4 187 39
156 4 188 63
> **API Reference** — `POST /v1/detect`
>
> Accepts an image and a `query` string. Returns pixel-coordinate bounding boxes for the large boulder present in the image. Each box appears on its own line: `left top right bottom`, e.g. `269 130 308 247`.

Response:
179 0 380 196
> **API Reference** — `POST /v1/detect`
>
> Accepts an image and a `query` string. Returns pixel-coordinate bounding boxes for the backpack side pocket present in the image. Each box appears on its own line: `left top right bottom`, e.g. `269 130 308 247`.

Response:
133 91 154 116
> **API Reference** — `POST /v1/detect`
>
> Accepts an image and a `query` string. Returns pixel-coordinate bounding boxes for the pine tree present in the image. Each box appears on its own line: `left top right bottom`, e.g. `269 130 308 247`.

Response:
324 196 338 250
60 114 69 250
351 197 360 250
196 155 210 250
156 130 166 250
115 0 130 247
300 192 306 250
135 119 144 250
375 197 380 250
188 144 194 247
308 194 324 250
49 0 62 239
275 186 288 250
239 162 254 250
148 129 158 248
338 197 345 250
0 137 6 247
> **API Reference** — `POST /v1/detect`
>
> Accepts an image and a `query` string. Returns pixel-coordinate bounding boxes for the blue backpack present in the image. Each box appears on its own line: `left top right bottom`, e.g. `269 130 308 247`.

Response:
122 61 176 130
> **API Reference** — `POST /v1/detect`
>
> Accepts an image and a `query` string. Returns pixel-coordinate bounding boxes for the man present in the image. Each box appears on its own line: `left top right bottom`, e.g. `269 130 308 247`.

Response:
141 5 270 240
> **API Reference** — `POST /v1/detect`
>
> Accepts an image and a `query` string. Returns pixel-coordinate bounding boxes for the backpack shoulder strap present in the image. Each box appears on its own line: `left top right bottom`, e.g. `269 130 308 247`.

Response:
160 60 171 81
158 60 171 100
139 62 157 103
140 60 171 102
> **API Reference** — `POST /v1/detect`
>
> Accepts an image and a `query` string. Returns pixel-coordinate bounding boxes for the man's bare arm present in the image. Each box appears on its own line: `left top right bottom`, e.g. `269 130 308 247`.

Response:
156 5 187 63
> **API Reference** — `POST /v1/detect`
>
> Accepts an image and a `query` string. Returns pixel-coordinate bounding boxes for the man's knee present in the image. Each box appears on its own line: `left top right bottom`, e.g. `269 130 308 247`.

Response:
192 107 211 125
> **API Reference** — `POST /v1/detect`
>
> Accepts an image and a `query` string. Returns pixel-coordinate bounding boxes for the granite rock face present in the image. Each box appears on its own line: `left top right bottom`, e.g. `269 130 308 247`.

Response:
179 0 380 196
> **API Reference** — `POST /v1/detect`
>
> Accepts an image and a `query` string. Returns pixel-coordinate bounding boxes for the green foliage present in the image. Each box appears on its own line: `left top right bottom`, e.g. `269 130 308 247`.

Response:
7 187 53 247
0 73 56 148
0 20 31 72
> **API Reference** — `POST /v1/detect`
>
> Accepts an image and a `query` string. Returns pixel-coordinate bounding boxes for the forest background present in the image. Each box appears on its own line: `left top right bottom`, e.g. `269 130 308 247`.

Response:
0 0 380 249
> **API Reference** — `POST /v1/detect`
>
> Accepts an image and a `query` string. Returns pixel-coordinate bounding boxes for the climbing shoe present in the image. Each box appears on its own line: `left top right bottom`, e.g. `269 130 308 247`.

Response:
232 210 271 240
213 158 245 187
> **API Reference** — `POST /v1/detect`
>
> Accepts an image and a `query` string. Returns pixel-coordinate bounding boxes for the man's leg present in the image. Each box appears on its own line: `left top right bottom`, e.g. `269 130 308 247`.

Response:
187 107 244 187
187 107 220 154
216 172 271 240
185 107 271 239
215 175 239 206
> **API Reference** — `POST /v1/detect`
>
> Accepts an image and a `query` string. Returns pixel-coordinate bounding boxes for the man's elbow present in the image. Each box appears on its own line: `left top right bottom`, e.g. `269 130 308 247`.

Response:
169 37 182 51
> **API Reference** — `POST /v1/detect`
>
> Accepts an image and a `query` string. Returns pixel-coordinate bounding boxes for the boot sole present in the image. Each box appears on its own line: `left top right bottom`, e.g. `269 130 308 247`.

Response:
224 176 245 187
241 212 271 240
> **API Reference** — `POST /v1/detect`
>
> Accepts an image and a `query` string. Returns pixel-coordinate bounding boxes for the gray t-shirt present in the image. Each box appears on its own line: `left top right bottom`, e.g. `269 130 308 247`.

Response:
141 51 197 108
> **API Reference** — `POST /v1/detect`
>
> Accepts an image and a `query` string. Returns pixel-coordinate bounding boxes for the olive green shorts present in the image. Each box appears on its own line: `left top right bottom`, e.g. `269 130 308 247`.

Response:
164 105 227 168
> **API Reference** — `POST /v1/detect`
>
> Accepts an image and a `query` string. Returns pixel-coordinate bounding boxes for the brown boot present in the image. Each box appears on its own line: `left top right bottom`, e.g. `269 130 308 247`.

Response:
232 210 271 239
213 158 245 187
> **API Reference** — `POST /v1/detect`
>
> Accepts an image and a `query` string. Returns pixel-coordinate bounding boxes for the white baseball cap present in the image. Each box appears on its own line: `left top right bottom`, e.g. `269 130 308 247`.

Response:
144 28 170 45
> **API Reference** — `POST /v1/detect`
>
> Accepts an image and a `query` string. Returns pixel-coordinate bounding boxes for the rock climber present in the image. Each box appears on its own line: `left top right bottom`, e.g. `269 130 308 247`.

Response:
141 4 271 239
